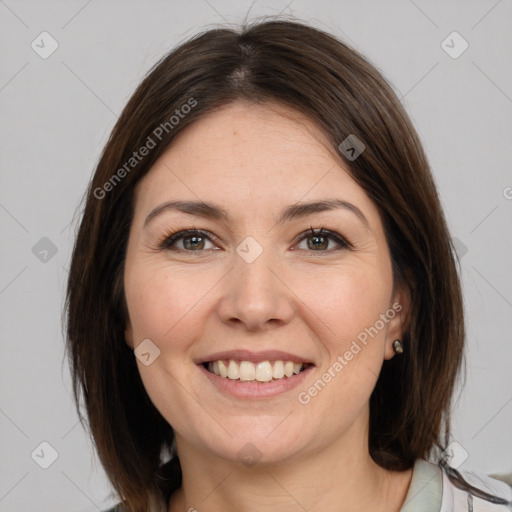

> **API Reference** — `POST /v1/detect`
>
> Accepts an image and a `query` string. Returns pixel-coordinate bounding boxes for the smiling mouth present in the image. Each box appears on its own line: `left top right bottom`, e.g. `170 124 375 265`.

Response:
202 359 313 383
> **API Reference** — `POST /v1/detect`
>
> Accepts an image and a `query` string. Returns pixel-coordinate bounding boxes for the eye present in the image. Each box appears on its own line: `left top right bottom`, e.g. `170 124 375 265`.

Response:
158 226 352 254
294 226 352 252
159 229 218 252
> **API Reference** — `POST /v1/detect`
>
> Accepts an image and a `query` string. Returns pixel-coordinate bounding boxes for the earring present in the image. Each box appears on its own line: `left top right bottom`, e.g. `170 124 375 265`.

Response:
393 339 403 354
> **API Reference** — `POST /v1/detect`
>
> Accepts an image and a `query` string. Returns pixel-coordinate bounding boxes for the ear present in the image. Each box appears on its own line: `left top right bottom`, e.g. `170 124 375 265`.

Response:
384 281 411 360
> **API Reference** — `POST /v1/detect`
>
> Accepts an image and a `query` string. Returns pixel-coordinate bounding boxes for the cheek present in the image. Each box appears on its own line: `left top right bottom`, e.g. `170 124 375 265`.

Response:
297 263 392 348
292 269 392 430
125 263 210 344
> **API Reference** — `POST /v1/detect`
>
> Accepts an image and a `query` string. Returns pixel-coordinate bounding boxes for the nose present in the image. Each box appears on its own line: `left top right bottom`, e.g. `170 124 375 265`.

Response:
216 245 296 332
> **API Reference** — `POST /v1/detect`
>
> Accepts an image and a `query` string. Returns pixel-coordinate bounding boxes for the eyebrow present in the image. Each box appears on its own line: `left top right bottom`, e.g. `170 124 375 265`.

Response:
144 198 369 229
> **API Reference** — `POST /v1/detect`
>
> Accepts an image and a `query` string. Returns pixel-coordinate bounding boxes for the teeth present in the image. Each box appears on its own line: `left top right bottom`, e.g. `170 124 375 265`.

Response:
273 360 284 378
206 359 308 382
239 361 256 381
256 361 273 382
218 360 228 378
227 360 239 379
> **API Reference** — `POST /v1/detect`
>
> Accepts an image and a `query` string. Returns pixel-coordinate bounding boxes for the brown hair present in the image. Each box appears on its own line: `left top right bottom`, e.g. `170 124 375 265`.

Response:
65 17 466 512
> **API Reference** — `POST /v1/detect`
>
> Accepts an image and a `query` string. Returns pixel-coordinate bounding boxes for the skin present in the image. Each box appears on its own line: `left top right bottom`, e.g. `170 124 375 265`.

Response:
124 100 413 512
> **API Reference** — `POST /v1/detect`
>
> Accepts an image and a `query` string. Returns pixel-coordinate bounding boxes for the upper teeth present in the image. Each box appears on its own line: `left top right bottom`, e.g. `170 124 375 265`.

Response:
206 360 305 382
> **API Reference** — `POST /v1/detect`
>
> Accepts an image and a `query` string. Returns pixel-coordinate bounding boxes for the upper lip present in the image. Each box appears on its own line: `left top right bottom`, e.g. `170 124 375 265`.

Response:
196 349 315 365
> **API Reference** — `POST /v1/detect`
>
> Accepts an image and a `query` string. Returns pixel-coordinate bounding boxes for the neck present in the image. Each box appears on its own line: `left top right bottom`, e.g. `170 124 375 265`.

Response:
168 419 412 512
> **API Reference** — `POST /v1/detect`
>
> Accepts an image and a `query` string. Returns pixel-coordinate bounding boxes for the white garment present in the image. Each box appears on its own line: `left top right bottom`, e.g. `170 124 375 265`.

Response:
441 466 512 511
401 459 512 511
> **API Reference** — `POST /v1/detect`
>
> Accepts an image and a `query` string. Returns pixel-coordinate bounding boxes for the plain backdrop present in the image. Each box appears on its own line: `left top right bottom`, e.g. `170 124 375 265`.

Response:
0 1 511 511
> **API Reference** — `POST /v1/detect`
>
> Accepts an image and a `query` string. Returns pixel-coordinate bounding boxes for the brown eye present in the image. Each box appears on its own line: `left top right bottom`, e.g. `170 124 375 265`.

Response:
160 229 216 251
295 227 351 252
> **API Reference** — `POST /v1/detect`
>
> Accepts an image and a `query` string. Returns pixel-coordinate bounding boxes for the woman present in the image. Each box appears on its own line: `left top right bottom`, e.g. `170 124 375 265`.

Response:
65 18 512 512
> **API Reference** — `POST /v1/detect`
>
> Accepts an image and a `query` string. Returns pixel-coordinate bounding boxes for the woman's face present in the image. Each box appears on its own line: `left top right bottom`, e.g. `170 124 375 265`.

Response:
124 100 409 466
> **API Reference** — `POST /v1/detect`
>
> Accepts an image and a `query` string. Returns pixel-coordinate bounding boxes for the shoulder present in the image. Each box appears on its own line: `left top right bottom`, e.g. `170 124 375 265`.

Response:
400 459 512 512
440 465 512 511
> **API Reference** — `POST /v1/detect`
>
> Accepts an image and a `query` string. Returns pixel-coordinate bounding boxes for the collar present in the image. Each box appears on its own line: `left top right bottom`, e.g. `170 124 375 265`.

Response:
400 459 443 512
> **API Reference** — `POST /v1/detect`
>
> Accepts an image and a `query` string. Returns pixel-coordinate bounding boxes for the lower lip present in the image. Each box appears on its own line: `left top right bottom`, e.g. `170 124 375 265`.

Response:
198 364 314 399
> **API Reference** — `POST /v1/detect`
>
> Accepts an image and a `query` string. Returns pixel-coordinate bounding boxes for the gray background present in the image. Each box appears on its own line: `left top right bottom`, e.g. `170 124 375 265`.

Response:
1 1 511 511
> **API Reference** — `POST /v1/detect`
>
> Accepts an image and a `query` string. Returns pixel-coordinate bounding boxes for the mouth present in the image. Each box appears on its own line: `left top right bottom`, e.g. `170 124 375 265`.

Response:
201 359 314 383
195 350 316 398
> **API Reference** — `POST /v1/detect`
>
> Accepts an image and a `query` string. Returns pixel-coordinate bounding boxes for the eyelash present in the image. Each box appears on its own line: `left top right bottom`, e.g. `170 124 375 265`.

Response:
157 226 353 254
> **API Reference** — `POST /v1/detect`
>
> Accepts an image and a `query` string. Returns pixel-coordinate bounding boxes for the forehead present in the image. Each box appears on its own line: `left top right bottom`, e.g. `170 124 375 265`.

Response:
133 100 374 222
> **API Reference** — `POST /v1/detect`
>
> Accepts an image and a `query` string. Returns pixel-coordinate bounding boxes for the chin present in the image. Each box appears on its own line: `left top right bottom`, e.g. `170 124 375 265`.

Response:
194 420 310 468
